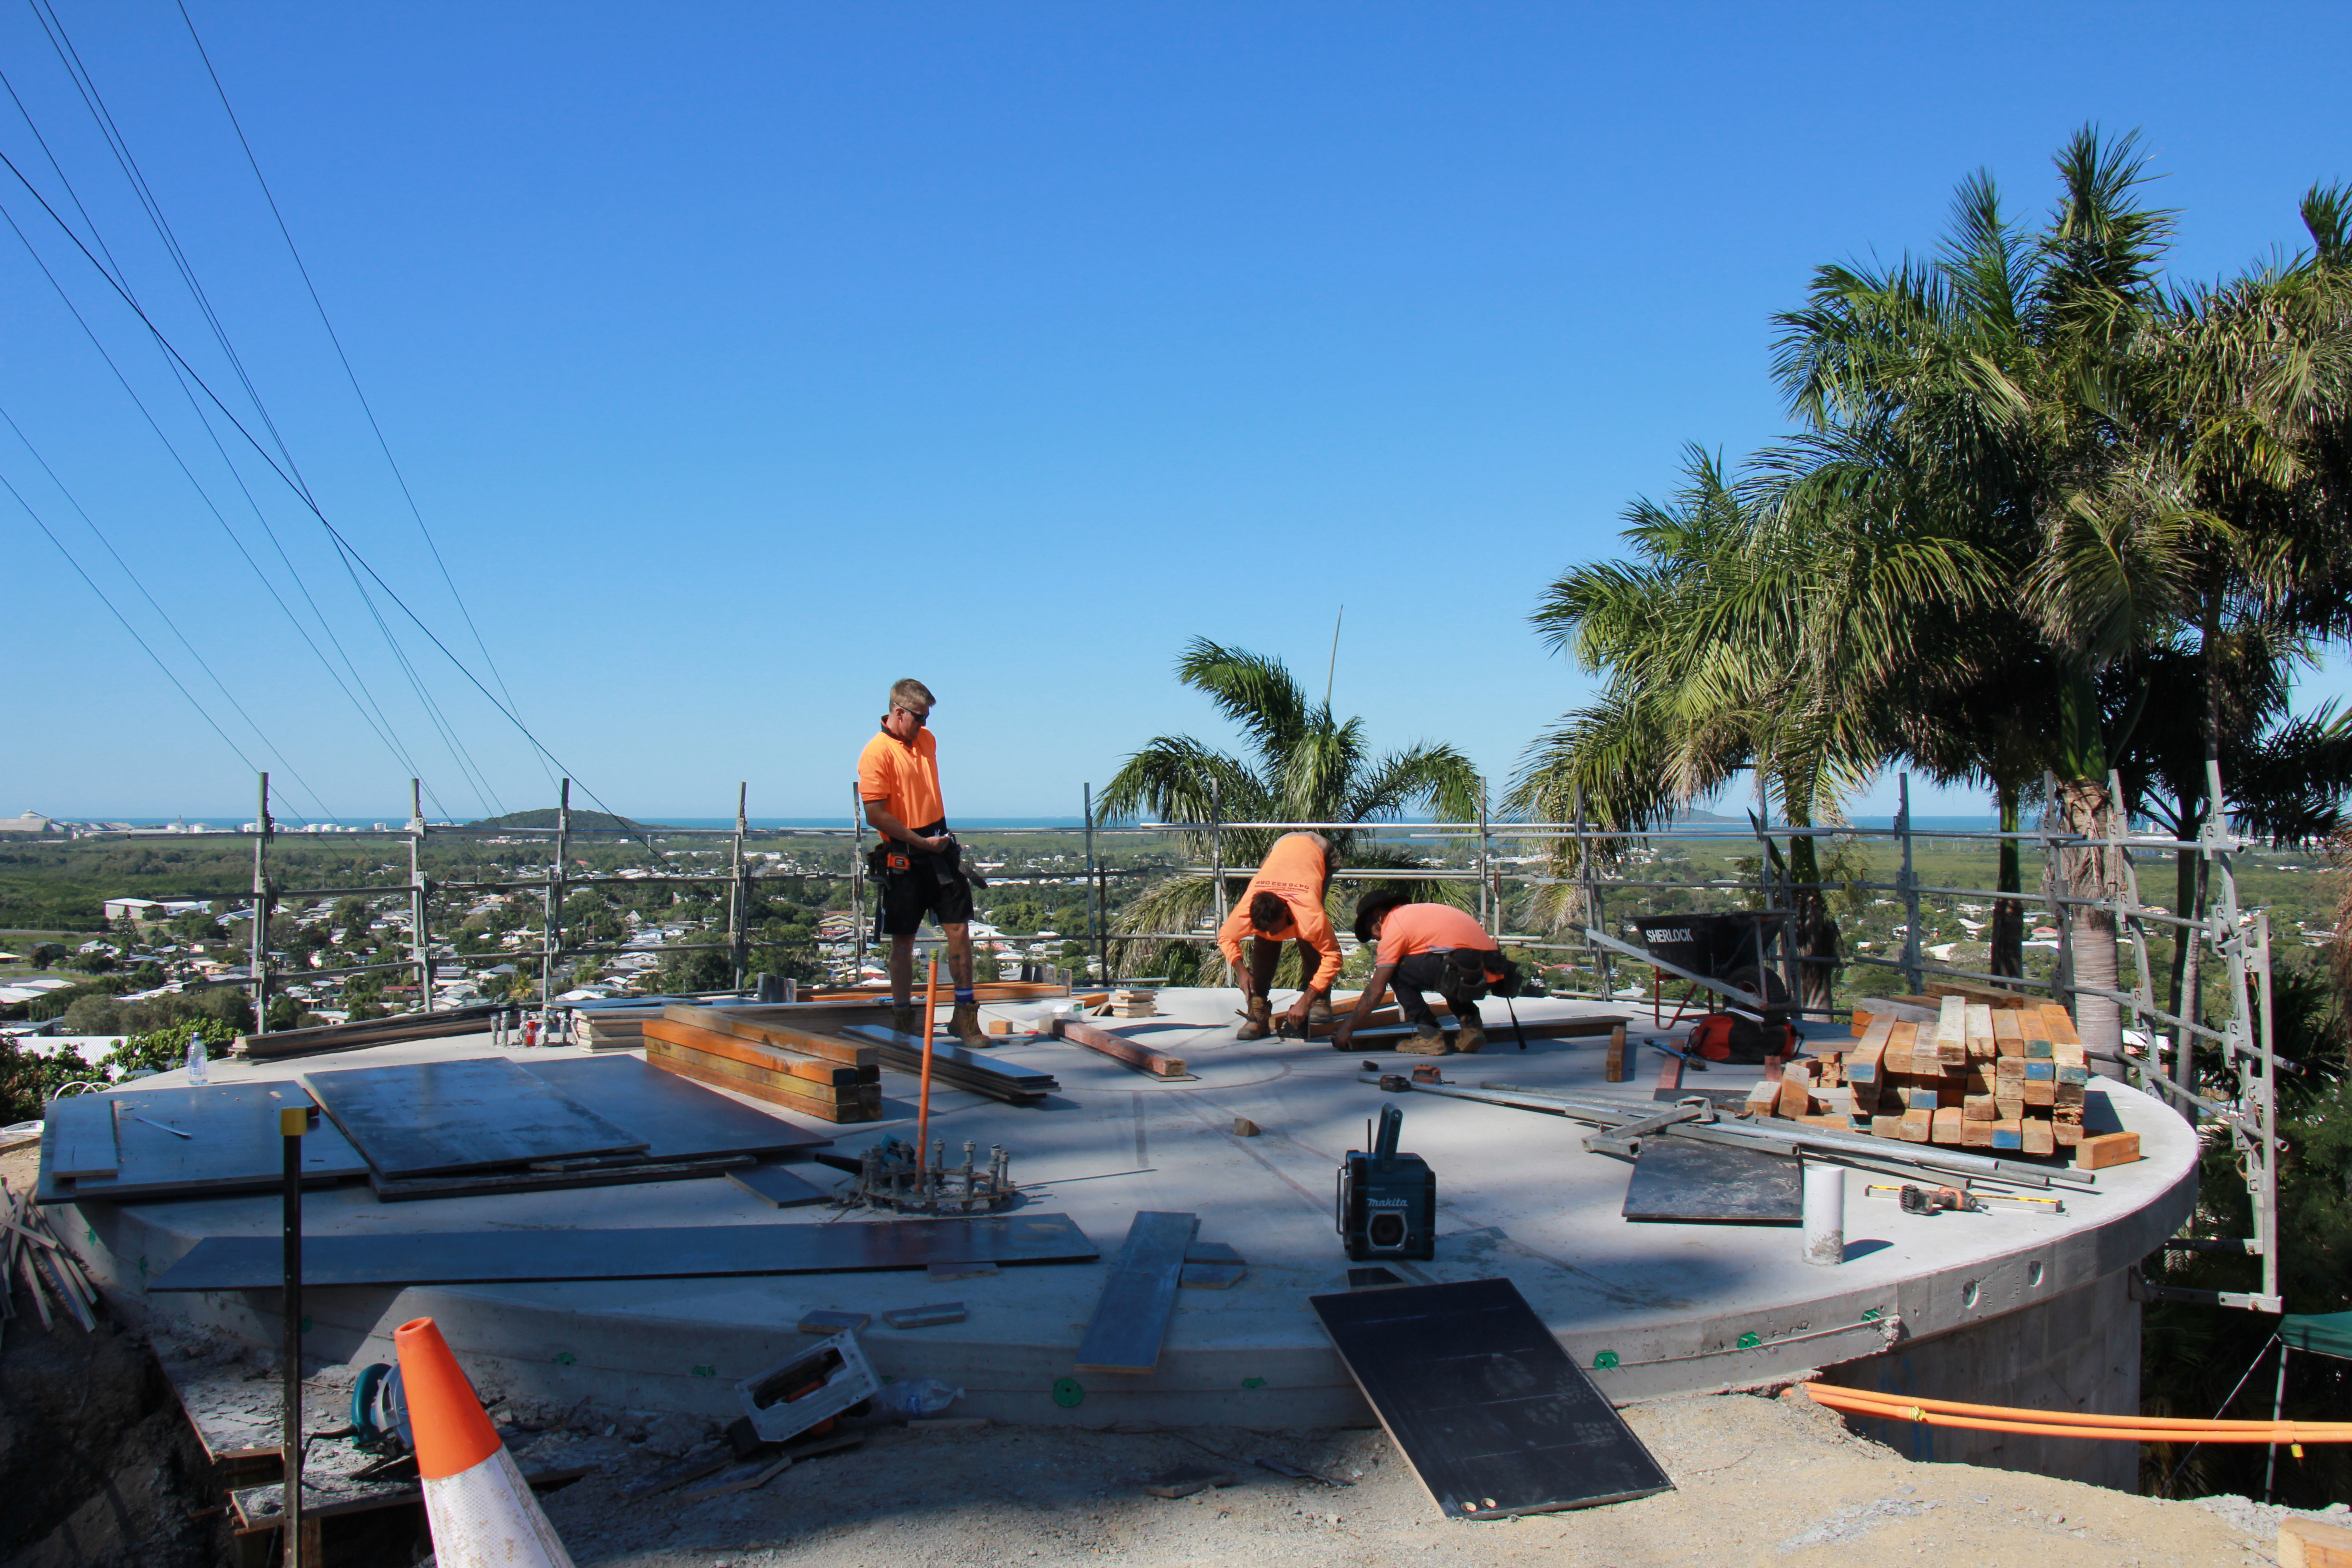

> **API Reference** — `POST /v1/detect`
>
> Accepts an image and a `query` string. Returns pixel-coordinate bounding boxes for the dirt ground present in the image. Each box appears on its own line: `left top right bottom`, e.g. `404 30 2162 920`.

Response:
0 1140 2326 1568
506 1388 2279 1568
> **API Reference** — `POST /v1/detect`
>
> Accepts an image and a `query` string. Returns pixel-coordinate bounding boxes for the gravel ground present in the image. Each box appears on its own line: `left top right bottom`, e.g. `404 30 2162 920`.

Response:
505 1386 2283 1568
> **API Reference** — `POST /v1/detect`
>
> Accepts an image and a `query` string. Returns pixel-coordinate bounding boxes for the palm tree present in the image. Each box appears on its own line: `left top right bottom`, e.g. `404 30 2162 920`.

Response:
1098 638 1484 983
1514 450 1888 1011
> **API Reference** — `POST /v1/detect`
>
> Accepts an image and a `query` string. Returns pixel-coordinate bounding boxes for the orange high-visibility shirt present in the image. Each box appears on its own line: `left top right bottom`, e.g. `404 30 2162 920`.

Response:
1216 832 1342 989
1375 902 1495 967
858 727 945 830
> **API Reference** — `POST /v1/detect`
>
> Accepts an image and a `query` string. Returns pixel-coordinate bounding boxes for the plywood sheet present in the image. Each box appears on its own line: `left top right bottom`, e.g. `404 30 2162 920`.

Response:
151 1212 1098 1291
1074 1210 1197 1373
300 1057 647 1177
1311 1277 1672 1519
517 1055 833 1161
38 1082 368 1204
1621 1135 1800 1225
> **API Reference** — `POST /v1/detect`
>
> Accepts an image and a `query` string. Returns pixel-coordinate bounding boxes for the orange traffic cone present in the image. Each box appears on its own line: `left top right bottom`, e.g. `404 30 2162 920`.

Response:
395 1317 575 1567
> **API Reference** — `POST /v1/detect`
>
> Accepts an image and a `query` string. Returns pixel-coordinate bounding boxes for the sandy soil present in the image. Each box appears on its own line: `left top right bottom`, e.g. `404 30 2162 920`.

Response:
512 1386 2276 1568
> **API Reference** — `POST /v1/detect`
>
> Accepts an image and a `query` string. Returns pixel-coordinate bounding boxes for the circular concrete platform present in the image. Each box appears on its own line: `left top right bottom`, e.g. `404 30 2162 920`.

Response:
69 992 2195 1437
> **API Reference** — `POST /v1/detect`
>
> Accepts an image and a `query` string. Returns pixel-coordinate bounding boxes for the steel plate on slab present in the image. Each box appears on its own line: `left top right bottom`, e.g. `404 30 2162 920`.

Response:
1309 1277 1672 1518
518 1054 833 1161
149 1212 1098 1291
300 1056 647 1177
37 1082 367 1204
1621 1133 1801 1225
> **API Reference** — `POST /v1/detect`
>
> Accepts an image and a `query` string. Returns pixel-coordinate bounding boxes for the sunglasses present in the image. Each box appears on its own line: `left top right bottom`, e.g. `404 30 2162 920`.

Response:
892 705 929 726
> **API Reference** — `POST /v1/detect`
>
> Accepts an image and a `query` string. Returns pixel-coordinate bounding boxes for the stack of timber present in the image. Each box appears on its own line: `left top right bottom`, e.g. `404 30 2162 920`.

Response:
1852 980 2034 1032
1105 988 1159 1019
838 1024 1060 1105
643 1004 883 1123
1754 999 2141 1167
570 1004 669 1051
238 1003 503 1060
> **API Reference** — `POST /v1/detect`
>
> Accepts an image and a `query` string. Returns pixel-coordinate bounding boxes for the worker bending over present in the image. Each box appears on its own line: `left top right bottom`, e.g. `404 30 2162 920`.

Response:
858 678 986 1047
1329 890 1509 1056
1216 830 1341 1039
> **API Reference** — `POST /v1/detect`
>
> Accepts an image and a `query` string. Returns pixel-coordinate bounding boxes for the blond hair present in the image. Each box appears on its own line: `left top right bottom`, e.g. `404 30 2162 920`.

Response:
889 677 936 712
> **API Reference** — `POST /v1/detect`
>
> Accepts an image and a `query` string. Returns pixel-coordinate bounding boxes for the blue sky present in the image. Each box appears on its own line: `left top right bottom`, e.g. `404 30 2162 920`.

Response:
4 3 2347 823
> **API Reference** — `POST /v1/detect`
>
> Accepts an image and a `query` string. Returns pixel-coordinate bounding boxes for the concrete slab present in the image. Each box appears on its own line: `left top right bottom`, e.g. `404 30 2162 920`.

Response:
64 990 2195 1452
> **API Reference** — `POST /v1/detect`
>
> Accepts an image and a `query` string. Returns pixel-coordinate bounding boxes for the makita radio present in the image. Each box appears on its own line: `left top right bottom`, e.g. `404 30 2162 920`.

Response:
1338 1104 1436 1262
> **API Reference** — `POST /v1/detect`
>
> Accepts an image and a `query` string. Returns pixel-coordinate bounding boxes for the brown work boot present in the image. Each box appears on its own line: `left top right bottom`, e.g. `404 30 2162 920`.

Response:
892 1004 918 1037
1237 995 1273 1040
1396 1025 1451 1057
1452 1016 1487 1054
1306 994 1336 1029
951 1002 989 1049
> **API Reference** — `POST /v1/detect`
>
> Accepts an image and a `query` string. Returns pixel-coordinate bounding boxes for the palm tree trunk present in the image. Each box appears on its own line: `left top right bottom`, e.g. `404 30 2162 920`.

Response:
2058 774 2124 1058
1785 815 1840 1014
1990 781 2024 981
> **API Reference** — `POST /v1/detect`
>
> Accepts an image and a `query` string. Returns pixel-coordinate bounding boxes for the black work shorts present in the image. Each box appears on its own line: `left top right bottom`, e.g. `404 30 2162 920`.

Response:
874 825 975 937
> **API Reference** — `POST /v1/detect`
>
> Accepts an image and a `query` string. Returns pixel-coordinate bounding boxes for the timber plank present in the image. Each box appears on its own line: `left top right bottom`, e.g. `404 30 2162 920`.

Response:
1053 1017 1190 1079
666 1004 875 1067
642 1018 871 1085
1932 996 1967 1066
646 1040 881 1123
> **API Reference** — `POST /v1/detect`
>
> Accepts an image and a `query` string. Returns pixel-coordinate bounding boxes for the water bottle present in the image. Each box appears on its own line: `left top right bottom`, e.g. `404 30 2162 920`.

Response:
869 1378 961 1420
186 1032 209 1086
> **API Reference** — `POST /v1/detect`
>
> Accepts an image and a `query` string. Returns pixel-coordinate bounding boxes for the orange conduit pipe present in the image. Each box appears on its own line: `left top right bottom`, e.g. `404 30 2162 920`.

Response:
1803 1384 2352 1443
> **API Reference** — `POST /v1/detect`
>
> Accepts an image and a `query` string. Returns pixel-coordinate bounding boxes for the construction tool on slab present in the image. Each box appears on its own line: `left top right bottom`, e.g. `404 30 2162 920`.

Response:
734 1331 881 1446
1339 1105 1436 1262
839 1135 1018 1214
1361 1074 2086 1193
1311 1277 1671 1518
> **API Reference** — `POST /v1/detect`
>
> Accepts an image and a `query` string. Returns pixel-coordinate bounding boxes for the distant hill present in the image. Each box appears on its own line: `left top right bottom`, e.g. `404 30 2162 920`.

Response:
464 808 656 832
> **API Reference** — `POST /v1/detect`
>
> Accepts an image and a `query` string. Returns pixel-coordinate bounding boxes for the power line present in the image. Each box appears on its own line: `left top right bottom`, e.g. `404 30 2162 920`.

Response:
0 184 437 807
175 0 555 797
2 463 266 782
0 401 338 824
0 142 647 841
3 24 503 819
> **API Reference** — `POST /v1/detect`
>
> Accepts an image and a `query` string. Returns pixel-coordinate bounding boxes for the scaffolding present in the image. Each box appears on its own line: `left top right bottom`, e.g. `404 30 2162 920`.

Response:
72 766 2283 1316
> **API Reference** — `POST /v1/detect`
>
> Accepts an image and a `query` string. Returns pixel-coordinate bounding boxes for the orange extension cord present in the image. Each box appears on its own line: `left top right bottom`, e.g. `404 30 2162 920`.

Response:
1803 1383 2352 1443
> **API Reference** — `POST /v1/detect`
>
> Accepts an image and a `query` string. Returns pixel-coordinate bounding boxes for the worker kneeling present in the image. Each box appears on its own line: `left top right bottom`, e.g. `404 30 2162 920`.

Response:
1218 831 1342 1040
1332 891 1511 1056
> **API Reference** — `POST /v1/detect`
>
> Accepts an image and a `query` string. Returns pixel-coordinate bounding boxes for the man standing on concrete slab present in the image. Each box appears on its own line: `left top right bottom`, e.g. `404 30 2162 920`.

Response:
1328 891 1509 1056
859 678 986 1048
1216 830 1342 1039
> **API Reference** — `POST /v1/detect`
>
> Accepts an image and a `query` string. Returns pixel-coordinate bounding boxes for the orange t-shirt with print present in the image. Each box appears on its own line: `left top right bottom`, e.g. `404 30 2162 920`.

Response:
1215 832 1342 989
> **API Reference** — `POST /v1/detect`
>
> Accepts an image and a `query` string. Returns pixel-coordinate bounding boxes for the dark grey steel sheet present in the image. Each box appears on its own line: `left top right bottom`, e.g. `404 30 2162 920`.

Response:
1073 1210 1197 1374
517 1055 833 1161
45 1094 118 1177
1310 1278 1672 1518
729 1164 831 1208
300 1057 647 1177
1621 1134 1801 1224
150 1212 1098 1291
38 1083 367 1204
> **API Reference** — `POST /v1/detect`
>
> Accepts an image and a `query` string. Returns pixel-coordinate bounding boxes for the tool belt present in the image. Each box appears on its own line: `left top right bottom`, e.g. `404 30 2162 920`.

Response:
866 823 981 888
1442 946 1520 999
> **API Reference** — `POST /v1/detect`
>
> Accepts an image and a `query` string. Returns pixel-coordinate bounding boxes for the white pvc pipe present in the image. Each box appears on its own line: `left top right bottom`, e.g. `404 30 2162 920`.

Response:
1803 1159 1846 1266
